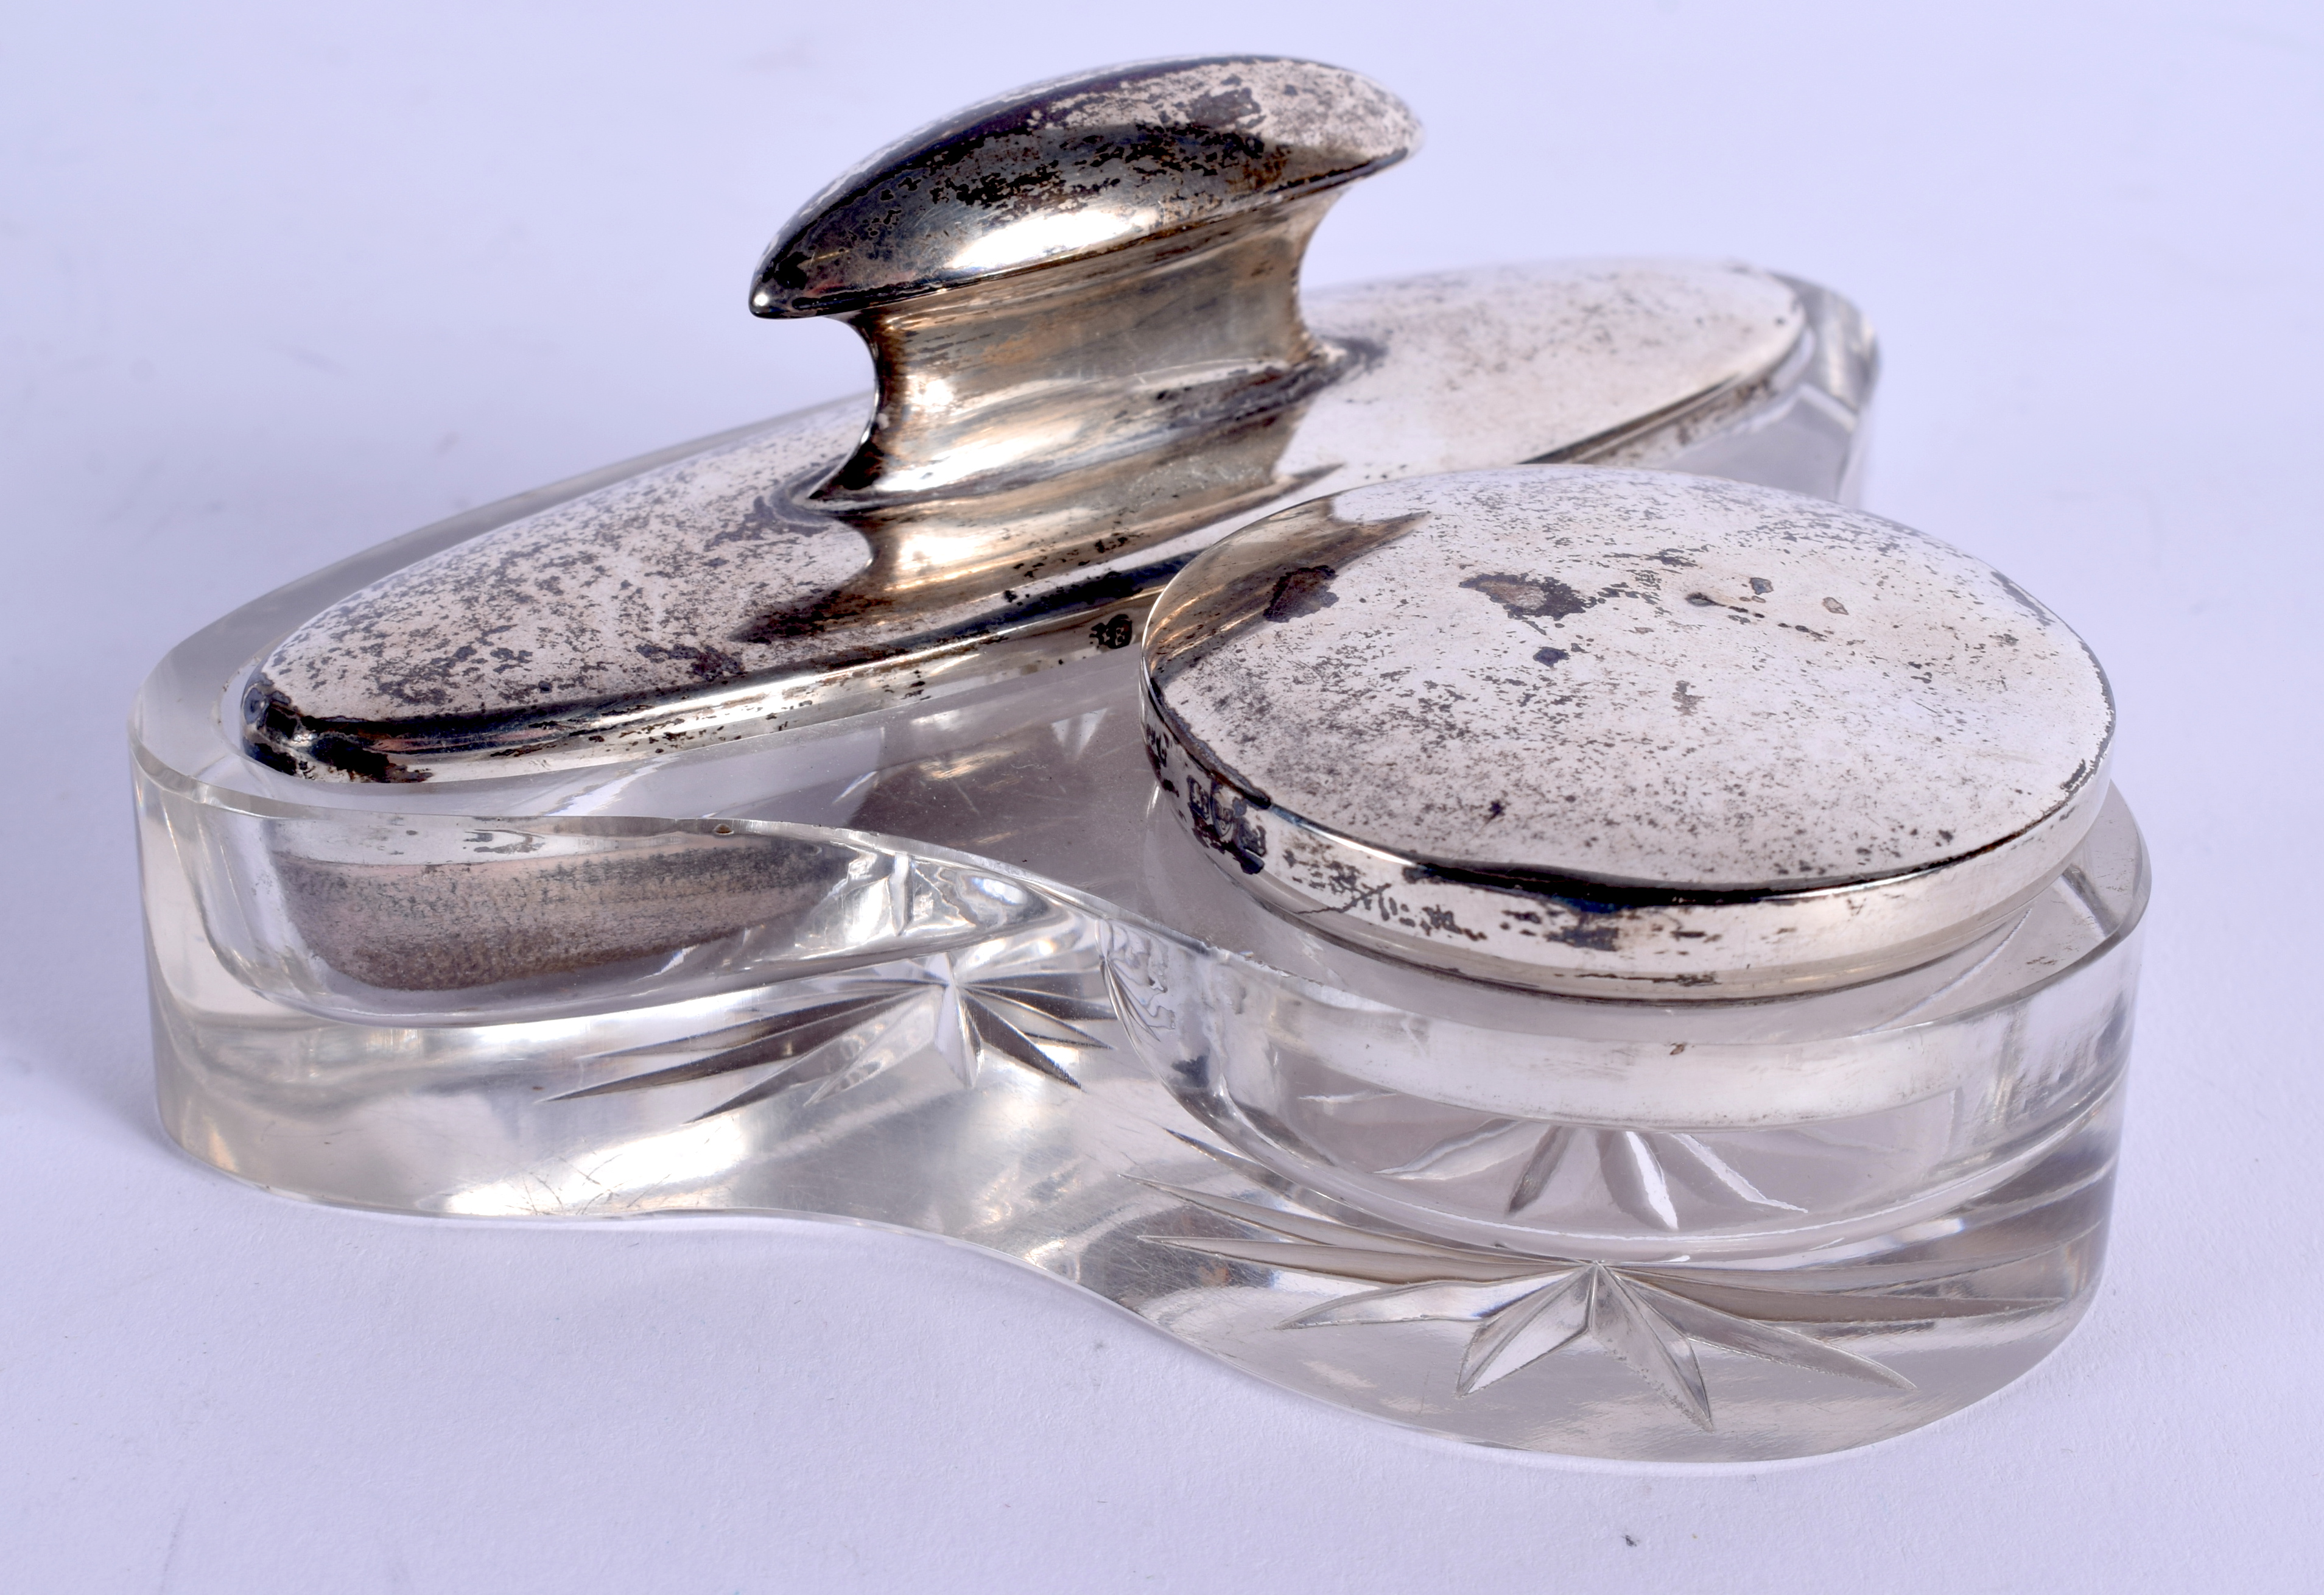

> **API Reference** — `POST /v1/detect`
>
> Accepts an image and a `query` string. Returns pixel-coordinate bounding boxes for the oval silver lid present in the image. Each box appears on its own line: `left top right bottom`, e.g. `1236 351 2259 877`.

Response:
1142 467 2116 998
234 49 1857 787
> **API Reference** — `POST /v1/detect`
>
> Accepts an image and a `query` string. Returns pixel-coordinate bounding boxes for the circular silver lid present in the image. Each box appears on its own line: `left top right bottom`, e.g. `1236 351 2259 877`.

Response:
1141 467 2115 998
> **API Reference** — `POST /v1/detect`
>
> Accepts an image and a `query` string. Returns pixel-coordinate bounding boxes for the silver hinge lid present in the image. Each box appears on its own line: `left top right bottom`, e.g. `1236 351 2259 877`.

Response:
1143 467 2115 998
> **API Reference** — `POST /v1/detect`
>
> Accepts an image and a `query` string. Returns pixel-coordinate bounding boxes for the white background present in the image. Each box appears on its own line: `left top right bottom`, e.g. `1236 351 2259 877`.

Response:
4 2 2319 1590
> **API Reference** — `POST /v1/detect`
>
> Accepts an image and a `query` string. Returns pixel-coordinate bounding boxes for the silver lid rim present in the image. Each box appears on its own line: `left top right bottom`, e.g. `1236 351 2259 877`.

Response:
1146 700 2112 998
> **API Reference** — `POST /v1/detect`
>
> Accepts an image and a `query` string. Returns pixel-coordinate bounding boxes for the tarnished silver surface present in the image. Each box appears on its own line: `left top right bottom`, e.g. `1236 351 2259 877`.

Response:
754 57 1412 509
127 55 2149 1462
752 57 1417 319
1145 468 2115 997
237 54 1858 784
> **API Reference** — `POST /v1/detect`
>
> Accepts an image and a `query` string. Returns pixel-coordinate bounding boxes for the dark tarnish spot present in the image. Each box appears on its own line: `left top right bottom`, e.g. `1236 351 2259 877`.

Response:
1673 681 1705 716
731 585 892 646
1824 596 1849 615
1462 572 1593 622
307 733 430 784
1416 904 1487 942
244 678 300 745
1089 614 1136 650
1749 577 1774 595
1262 565 1339 622
701 493 800 553
1397 866 1625 949
636 642 747 681
1184 85 1267 132
241 677 433 783
1533 646 1570 667
1556 917 1622 953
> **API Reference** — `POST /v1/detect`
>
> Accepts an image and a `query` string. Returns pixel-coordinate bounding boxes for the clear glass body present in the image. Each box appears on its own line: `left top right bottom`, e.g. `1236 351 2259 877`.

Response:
136 488 2146 1460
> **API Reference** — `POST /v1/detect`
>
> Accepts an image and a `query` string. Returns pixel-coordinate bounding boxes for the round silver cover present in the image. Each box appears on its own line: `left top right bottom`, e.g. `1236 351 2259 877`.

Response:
1142 467 2115 998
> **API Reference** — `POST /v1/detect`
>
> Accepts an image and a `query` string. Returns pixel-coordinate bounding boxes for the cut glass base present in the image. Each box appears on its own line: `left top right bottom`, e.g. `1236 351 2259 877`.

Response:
131 286 2147 1460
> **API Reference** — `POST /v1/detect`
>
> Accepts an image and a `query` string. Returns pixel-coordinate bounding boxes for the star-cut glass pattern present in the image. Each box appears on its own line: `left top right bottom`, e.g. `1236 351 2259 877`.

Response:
1148 1183 2054 1429
1371 1115 1807 1227
555 951 1115 1119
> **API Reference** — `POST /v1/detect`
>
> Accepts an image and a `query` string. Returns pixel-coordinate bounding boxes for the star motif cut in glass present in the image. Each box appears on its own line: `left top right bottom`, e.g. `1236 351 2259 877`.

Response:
554 951 1114 1118
1148 1184 2055 1429
1371 1116 1806 1227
